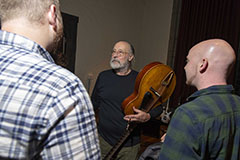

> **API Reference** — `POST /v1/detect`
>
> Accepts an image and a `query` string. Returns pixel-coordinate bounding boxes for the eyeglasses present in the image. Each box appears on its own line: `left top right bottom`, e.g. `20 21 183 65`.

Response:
111 50 129 56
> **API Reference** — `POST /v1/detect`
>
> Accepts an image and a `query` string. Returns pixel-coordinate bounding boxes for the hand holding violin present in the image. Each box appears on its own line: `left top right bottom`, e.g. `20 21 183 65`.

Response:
123 107 151 123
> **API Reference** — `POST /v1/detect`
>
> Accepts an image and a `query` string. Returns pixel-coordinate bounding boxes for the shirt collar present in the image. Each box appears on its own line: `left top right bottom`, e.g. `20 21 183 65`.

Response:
0 30 55 63
187 85 234 101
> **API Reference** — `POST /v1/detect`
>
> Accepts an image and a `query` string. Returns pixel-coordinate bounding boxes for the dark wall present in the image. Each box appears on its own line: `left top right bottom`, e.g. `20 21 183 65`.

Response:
170 0 240 108
52 12 79 73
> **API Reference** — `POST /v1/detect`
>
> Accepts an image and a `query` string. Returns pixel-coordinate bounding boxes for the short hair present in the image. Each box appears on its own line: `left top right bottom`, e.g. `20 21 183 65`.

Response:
114 40 135 56
0 0 60 24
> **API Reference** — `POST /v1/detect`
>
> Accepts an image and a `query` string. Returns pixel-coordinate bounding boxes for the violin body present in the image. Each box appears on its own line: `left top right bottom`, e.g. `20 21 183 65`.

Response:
122 62 176 115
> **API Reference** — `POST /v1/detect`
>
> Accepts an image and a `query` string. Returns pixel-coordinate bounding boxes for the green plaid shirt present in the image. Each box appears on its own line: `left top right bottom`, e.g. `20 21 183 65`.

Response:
159 85 240 160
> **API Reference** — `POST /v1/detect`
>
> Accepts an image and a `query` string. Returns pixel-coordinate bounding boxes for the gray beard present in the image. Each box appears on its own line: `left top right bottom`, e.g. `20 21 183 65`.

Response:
110 58 129 70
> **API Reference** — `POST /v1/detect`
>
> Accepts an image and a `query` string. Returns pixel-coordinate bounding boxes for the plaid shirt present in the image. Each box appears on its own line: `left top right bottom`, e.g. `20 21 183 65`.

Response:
0 30 100 160
159 85 240 160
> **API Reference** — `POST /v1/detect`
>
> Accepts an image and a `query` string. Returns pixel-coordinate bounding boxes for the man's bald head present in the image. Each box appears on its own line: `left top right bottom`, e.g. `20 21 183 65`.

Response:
185 39 236 90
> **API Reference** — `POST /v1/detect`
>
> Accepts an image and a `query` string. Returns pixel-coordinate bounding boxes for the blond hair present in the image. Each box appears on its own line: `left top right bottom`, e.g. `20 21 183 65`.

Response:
0 0 60 24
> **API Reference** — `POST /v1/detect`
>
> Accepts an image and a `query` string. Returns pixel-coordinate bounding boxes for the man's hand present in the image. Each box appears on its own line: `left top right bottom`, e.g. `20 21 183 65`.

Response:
123 107 151 123
160 133 166 142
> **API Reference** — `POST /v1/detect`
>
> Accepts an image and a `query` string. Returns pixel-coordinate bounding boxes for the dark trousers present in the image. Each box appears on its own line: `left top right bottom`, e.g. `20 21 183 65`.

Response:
99 135 140 160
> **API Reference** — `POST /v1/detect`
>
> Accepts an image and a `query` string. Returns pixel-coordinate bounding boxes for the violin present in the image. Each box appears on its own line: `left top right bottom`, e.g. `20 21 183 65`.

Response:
122 62 176 115
103 62 176 160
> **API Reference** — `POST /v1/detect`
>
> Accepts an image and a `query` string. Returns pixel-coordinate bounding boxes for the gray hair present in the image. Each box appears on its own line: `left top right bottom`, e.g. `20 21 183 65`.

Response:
113 40 135 56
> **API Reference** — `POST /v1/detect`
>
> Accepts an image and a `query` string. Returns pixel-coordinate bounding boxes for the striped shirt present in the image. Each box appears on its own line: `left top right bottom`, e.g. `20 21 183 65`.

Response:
158 85 240 160
0 30 100 159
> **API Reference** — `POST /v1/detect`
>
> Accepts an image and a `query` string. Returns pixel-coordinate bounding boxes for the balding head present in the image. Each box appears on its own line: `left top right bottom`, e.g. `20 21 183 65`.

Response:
184 39 236 90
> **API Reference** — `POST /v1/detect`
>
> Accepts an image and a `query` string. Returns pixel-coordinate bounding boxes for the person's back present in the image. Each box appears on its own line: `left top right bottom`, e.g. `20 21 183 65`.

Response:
0 0 100 159
0 32 100 159
176 85 240 159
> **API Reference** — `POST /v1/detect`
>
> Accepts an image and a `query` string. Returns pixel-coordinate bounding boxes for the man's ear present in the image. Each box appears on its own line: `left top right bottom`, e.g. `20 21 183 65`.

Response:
199 58 208 73
128 54 134 62
48 4 57 31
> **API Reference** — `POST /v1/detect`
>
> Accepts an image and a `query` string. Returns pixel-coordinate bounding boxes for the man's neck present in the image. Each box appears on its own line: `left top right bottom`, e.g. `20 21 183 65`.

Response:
197 82 227 90
115 68 132 76
1 18 49 49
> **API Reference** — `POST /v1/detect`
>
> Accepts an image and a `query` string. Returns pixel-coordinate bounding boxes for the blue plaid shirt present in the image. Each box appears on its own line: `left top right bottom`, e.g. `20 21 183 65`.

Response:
0 30 100 159
159 85 240 160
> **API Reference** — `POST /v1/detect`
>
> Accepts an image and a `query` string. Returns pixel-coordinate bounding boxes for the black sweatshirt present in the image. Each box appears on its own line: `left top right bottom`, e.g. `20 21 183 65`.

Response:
91 69 163 147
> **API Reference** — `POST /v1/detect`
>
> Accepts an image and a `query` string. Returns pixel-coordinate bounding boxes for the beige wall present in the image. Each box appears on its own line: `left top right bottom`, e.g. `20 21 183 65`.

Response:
59 0 173 94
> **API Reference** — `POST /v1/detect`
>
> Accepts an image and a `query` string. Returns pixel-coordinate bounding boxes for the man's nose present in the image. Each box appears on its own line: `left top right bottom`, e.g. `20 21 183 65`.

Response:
112 54 119 58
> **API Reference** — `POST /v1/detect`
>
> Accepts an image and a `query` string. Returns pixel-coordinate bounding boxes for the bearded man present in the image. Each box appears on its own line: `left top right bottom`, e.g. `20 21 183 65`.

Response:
0 0 100 159
91 40 163 160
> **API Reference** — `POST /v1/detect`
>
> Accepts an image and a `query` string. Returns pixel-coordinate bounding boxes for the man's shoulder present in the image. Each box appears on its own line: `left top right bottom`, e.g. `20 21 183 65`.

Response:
19 53 82 92
43 62 81 88
97 69 138 80
131 70 138 76
100 69 113 74
98 69 114 77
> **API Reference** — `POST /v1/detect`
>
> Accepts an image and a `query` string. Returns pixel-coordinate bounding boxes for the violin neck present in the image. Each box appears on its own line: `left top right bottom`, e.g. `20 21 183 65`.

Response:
103 123 136 160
